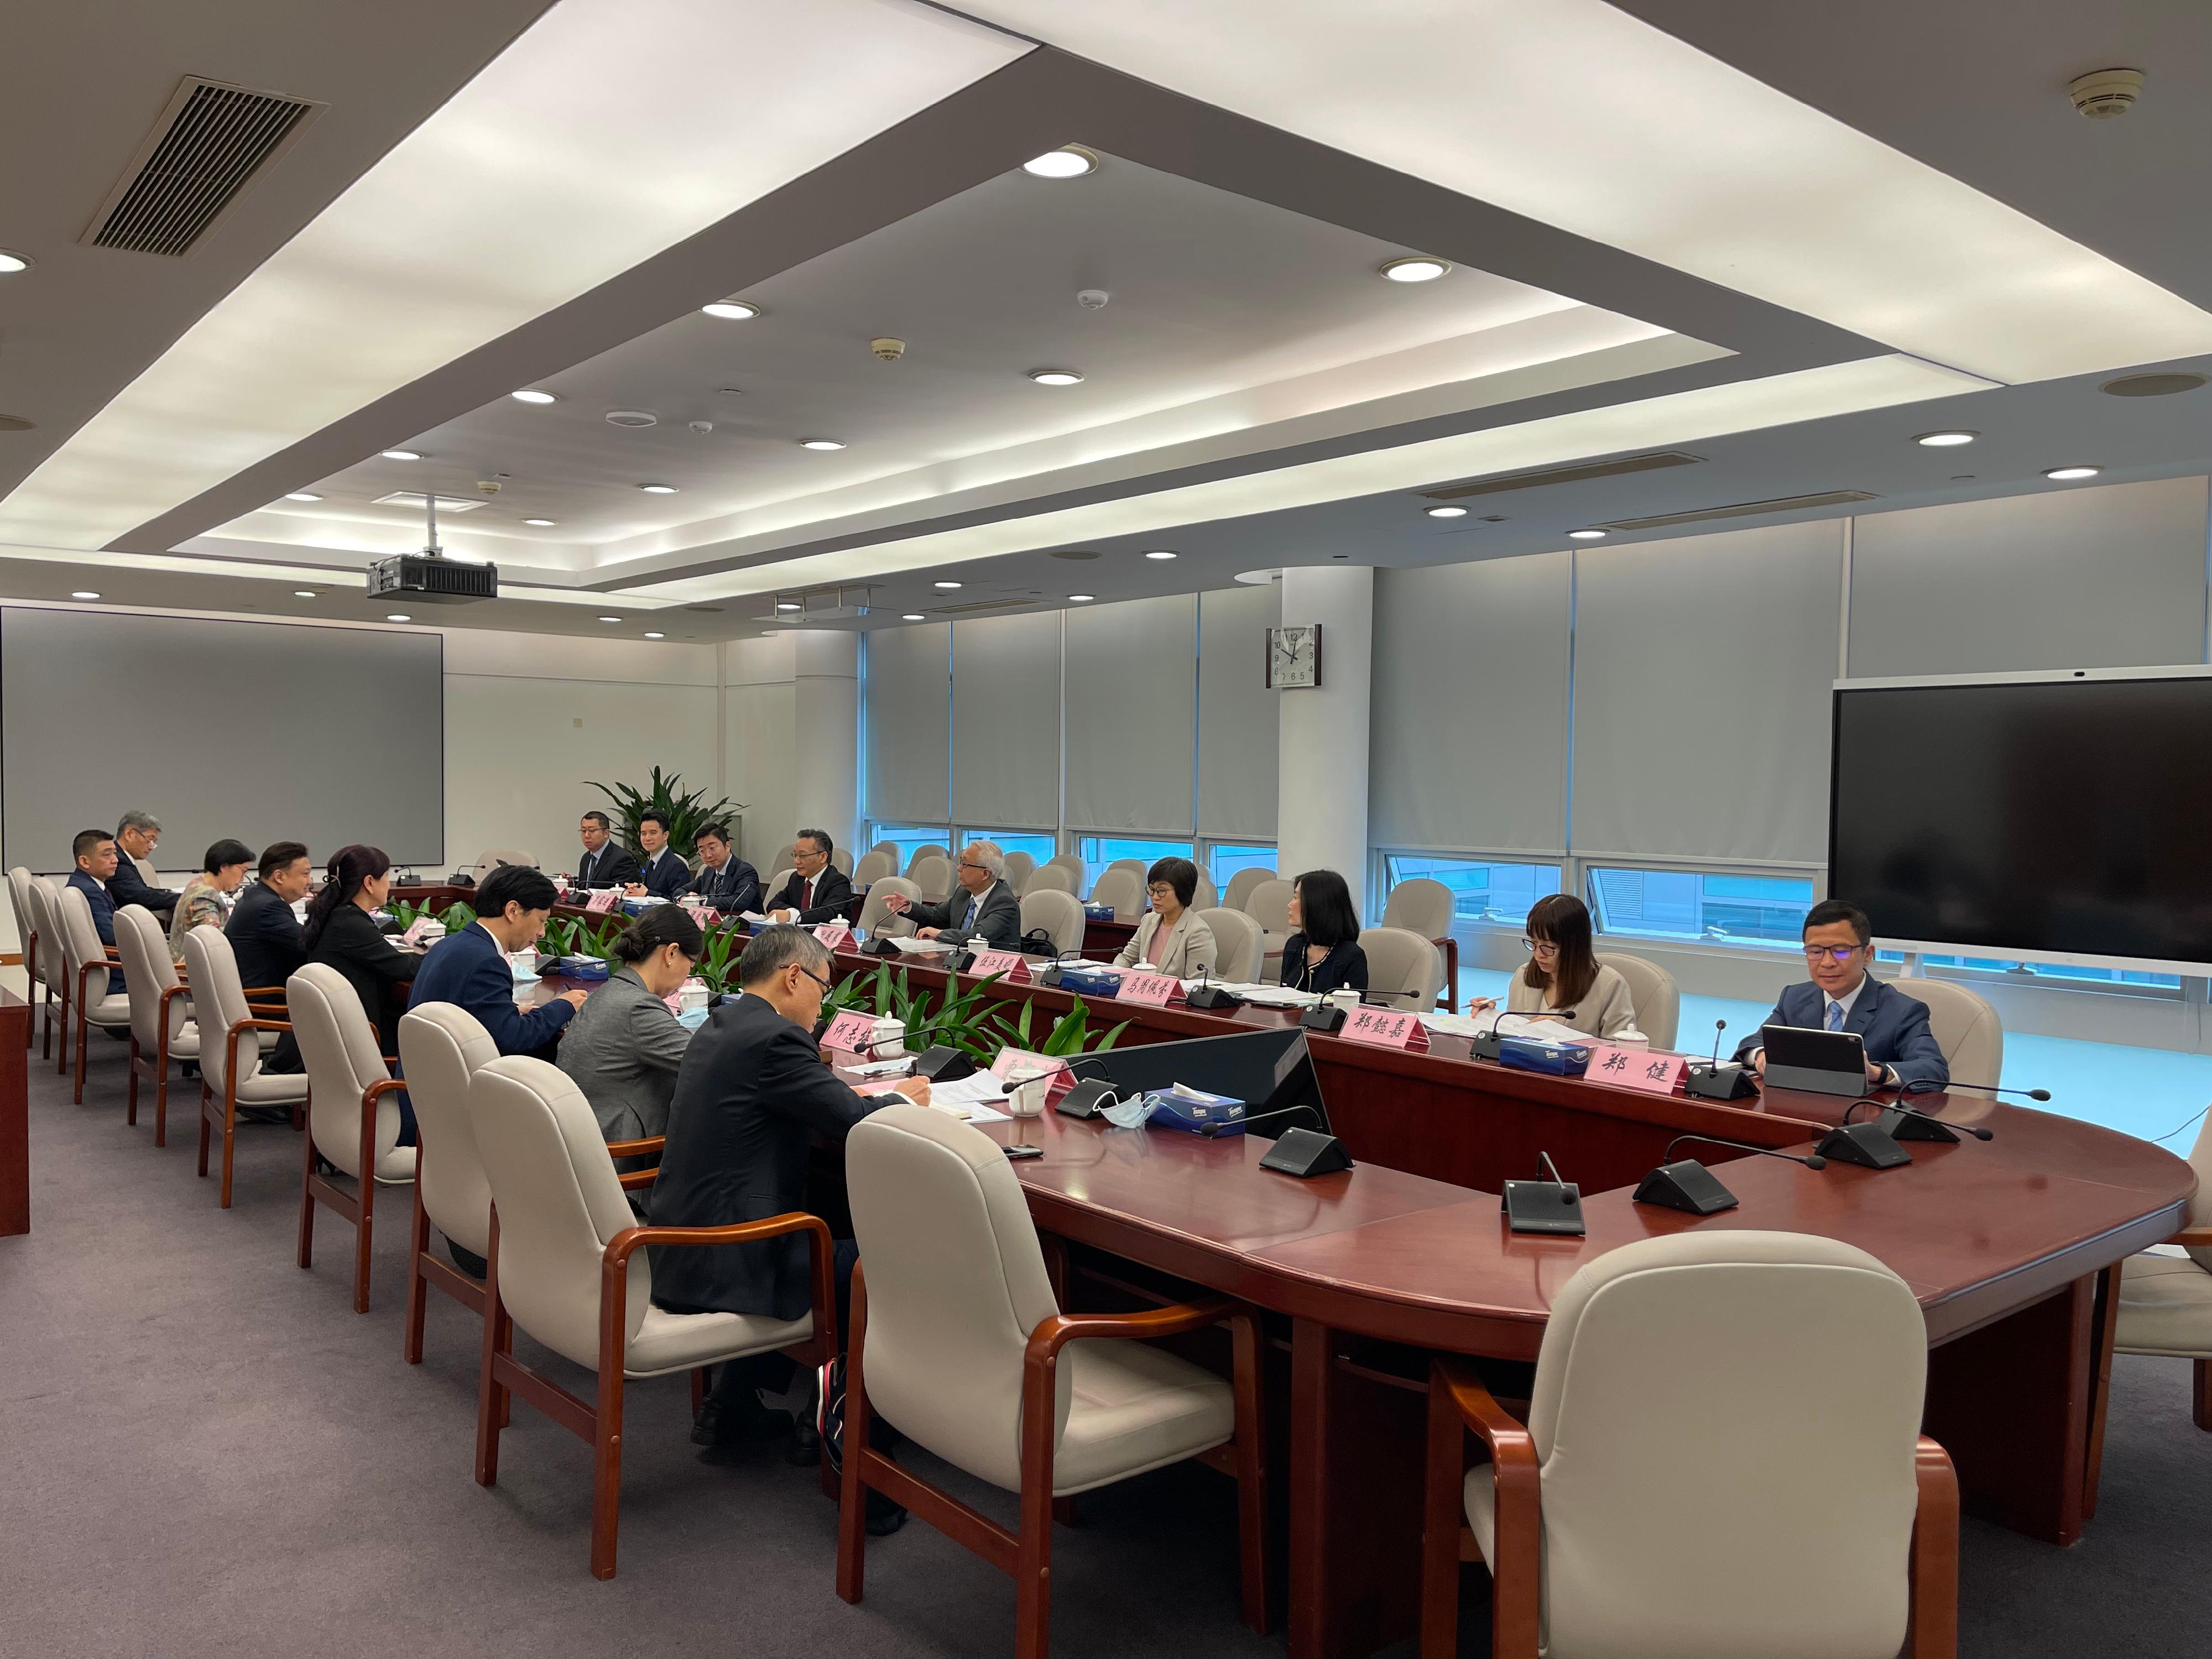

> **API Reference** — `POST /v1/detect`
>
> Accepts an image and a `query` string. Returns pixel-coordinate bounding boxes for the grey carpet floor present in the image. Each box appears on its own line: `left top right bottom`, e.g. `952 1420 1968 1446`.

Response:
3 1036 2208 1658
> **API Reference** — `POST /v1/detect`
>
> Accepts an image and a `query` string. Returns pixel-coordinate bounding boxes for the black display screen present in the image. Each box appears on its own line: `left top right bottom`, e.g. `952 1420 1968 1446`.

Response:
1829 675 2212 967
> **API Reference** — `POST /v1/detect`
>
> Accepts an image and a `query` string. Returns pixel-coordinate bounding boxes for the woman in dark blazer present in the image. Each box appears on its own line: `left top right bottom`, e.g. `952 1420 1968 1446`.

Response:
1279 868 1369 997
301 844 419 1057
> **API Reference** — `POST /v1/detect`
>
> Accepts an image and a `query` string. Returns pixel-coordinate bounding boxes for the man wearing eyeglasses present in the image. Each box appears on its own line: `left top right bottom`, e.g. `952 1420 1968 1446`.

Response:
1734 899 1948 1088
765 828 853 925
880 840 1022 950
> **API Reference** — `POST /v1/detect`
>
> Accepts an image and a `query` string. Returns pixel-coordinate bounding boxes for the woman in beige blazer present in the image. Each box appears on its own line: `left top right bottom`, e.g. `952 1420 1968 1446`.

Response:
1471 894 1641 1040
1112 857 1220 979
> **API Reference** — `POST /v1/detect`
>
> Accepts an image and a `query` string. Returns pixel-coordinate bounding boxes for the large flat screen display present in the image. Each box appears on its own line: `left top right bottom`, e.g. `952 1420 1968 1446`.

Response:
1829 672 2212 970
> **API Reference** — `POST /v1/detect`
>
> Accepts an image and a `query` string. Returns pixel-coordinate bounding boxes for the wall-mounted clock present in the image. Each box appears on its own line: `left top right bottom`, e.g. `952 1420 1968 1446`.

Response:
1267 624 1321 689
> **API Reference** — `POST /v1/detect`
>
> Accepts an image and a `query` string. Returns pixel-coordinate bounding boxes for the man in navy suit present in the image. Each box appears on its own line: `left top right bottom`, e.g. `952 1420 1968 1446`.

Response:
625 810 693 901
686 821 760 915
65 828 126 994
574 811 641 890
408 865 588 1057
1735 899 1948 1089
109 810 177 920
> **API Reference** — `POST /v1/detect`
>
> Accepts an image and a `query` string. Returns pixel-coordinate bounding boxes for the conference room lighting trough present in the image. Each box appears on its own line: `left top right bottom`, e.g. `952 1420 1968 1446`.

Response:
1022 145 1098 179
1381 256 1451 283
511 388 559 405
1914 430 1978 447
0 251 30 274
1426 505 1468 518
523 518 557 526
701 300 760 320
639 483 677 493
2044 465 2103 481
1028 368 1085 386
799 438 847 451
1568 528 1608 540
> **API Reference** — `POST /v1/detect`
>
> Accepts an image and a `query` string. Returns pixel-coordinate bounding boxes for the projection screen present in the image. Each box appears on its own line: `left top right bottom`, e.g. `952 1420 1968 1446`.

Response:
2 608 444 873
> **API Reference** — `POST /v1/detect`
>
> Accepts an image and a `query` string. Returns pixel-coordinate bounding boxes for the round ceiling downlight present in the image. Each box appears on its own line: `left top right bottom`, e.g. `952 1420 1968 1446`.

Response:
799 438 846 451
701 301 759 320
1426 505 1468 519
512 388 558 405
380 449 422 461
1022 146 1098 179
1913 430 1978 447
2043 465 2103 481
1028 368 1084 386
1381 256 1451 283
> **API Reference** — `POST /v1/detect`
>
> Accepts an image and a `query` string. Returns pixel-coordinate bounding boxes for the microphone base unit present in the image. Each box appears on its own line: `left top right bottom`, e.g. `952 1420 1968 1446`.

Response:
911 1045 977 1084
1053 1079 1119 1120
1683 1061 1758 1102
1300 1003 1349 1034
1815 1119 1913 1170
1185 984 1244 1011
1876 1105 1960 1144
1502 1177 1586 1235
1468 1030 1507 1061
1258 1127 1353 1178
1632 1158 1740 1215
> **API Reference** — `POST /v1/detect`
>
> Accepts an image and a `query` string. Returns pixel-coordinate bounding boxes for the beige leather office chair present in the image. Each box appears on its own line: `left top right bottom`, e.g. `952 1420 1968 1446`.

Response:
903 842 950 879
766 868 796 909
1193 871 1218 912
1195 907 1261 983
830 845 853 875
469 848 538 881
129 852 160 889
1020 889 1084 957
8 867 54 1051
180 923 306 1208
1359 926 1444 1011
1383 878 1457 1012
910 853 953 903
1105 857 1145 882
397 1003 501 1364
1895 977 2002 1088
856 875 919 938
1420 1231 1957 1659
1044 851 1087 890
1022 863 1074 896
1244 878 1296 983
2115 1105 2212 1431
871 839 900 861
771 841 800 877
1089 867 1144 920
25 880 72 1063
852 849 895 889
1222 866 1274 914
291 963 414 1314
1595 952 1679 1050
1002 849 1036 891
468 1056 833 1579
113 903 197 1141
836 1103 1266 1652
56 884 133 1104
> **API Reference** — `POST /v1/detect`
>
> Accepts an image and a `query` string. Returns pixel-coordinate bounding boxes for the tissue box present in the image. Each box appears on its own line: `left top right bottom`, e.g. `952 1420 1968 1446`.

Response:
552 954 610 982
1496 1035 1593 1077
1055 966 1123 998
1083 901 1117 921
1142 1086 1249 1136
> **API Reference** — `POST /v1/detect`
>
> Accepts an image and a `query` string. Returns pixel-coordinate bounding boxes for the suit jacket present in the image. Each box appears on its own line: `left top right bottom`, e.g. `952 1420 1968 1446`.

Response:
556 964 693 1145
633 847 692 901
108 855 177 918
1280 935 1368 996
767 864 853 926
905 879 1022 950
225 882 306 995
306 901 418 1056
406 920 576 1056
576 842 641 889
690 855 761 915
1506 962 1641 1040
67 870 125 993
1113 909 1220 978
1734 975 1949 1089
648 992 883 1319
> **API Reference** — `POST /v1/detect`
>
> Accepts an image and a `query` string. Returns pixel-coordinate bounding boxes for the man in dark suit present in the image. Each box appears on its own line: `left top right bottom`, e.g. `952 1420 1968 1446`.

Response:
226 841 313 996
407 864 587 1057
109 810 177 920
625 810 692 901
649 926 926 1519
764 828 852 924
65 828 126 994
881 839 1022 949
687 820 760 914
1735 898 1949 1089
574 811 640 890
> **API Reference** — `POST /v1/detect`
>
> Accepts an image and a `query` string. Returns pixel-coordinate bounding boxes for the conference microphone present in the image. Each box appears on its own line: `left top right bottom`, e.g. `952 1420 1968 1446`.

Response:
1199 1100 1322 1139
1469 1008 1576 1061
1187 964 1243 1011
1845 1095 1995 1146
1902 1078 2049 1103
1684 1019 1759 1100
1635 1133 1829 1215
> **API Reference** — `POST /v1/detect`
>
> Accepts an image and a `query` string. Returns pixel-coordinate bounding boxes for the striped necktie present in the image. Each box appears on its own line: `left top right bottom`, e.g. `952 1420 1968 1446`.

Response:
1826 999 1844 1031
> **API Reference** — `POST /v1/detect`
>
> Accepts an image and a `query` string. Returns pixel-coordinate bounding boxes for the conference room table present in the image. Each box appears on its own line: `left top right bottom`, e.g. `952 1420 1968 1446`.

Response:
407 891 2194 1657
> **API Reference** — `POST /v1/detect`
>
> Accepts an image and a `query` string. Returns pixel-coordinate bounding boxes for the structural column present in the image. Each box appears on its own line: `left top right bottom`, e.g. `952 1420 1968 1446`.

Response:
1275 564 1373 899
792 629 859 858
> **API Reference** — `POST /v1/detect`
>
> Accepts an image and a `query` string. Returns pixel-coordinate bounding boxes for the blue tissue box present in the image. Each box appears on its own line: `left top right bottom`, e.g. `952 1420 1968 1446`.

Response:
1083 901 1117 921
552 956 610 982
1142 1087 1248 1136
1496 1035 1593 1077
1055 966 1123 998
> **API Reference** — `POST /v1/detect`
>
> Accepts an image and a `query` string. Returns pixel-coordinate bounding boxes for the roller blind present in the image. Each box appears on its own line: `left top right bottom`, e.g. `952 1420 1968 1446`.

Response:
1197 583 1279 839
951 611 1061 827
1369 555 1570 854
1848 476 2210 678
1064 594 1197 833
1572 521 1843 865
863 622 949 823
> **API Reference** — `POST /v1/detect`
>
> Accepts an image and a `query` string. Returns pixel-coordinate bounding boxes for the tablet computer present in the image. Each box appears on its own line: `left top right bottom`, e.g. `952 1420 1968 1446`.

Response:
1760 1024 1871 1097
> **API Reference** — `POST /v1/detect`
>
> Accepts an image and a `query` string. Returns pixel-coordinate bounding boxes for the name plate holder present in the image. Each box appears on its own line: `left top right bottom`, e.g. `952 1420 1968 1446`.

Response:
967 948 1029 984
1117 972 1183 1006
813 921 854 951
1582 1046 1686 1095
583 889 620 915
1337 1007 1430 1051
821 1009 879 1058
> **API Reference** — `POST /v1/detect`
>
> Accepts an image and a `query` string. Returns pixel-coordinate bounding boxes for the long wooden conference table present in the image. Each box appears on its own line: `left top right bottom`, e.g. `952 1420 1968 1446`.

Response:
411 890 2194 1658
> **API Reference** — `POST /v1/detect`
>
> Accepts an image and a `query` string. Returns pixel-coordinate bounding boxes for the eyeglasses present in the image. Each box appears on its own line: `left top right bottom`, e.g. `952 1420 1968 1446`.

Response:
1521 937 1558 954
958 860 990 874
1802 944 1863 963
793 963 833 994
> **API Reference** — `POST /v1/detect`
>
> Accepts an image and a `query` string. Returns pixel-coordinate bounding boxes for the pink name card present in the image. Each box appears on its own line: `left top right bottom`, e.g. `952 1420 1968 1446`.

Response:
697 907 722 928
1339 1006 1430 1051
812 921 854 951
1584 1046 1685 1095
583 889 619 914
1117 972 1182 1006
821 1009 879 1056
967 949 1027 983
401 917 435 946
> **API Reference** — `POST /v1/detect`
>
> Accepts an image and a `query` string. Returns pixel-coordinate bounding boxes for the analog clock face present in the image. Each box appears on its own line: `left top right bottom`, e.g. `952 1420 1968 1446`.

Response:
1270 625 1319 688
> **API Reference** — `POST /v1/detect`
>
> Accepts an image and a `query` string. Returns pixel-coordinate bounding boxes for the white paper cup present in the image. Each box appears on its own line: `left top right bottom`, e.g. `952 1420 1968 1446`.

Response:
1008 1074 1050 1118
1328 987 1360 1011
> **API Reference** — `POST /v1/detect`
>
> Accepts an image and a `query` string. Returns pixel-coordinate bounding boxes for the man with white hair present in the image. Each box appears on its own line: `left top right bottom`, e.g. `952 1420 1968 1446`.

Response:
109 809 177 919
881 839 1022 950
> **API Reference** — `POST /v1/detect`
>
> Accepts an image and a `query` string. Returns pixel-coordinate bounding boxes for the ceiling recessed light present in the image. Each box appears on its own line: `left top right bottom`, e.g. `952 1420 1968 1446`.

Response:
597 614 623 623
523 517 557 527
901 613 926 622
1142 549 1178 560
701 300 759 320
510 388 558 405
1068 593 1095 603
70 590 100 600
283 492 322 503
643 632 666 639
799 437 846 451
294 590 318 598
1028 368 1084 386
380 448 422 461
2101 372 2206 398
1567 528 1608 540
0 251 30 274
1425 505 1468 519
2043 465 2103 481
933 580 962 590
385 613 411 623
1914 430 1978 447
638 483 677 494
1022 145 1098 179
1381 256 1451 283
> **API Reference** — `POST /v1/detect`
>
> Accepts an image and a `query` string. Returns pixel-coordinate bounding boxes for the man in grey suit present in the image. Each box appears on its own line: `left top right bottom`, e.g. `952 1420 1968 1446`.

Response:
556 905 705 1157
880 840 1023 949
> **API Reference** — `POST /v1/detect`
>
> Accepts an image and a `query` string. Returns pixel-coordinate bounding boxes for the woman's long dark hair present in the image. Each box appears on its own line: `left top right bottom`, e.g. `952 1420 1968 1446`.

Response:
611 904 705 966
1293 869 1360 949
304 844 392 951
1522 893 1597 1010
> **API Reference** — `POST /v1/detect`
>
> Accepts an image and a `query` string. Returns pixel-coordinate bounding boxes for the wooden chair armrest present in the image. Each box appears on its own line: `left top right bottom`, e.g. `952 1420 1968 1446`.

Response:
605 1134 666 1159
1025 1295 1239 1363
158 983 192 1011
602 1211 835 1353
1911 1436 1960 1652
618 1168 658 1191
239 984 288 998
2166 1226 2212 1248
1426 1356 1541 1654
226 1017 292 1038
363 1078 408 1109
103 947 123 962
1433 1355 1538 1467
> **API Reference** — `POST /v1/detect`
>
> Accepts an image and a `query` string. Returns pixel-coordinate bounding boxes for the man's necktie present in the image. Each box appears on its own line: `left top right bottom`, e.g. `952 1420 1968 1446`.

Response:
1826 1000 1844 1032
802 878 813 912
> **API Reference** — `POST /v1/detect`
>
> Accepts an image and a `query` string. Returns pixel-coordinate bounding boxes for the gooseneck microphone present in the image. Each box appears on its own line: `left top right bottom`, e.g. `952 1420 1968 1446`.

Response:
1636 1133 1828 1214
1903 1078 2049 1103
1200 1102 1323 1139
1661 1133 1828 1172
1707 1018 1726 1068
1846 1094 1996 1145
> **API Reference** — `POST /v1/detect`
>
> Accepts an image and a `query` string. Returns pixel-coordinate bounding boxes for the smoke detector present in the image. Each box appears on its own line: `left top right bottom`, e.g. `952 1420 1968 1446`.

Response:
871 337 906 362
1077 289 1109 310
2068 67 2143 118
688 420 714 435
475 478 502 496
605 409 657 428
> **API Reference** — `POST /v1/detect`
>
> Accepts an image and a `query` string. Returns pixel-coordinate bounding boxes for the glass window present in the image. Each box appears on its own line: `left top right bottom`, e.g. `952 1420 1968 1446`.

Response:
863 824 951 868
959 827 1057 866
1586 867 1813 948
1874 950 2181 990
1204 843 1277 889
1383 854 1561 931
1077 836 1196 885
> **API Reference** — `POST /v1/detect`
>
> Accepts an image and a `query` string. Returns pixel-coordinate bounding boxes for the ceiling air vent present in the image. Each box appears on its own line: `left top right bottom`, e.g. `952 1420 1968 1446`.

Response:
928 596 1037 615
82 77 322 257
1421 451 1704 502
1597 490 1876 533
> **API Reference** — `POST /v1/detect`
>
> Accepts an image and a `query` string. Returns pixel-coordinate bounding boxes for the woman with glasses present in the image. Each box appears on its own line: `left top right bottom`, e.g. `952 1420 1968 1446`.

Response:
1279 869 1369 996
1113 857 1219 977
1469 893 1640 1039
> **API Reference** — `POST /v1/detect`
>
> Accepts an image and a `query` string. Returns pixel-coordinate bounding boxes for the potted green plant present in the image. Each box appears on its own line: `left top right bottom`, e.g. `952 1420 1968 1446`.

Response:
584 765 744 860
